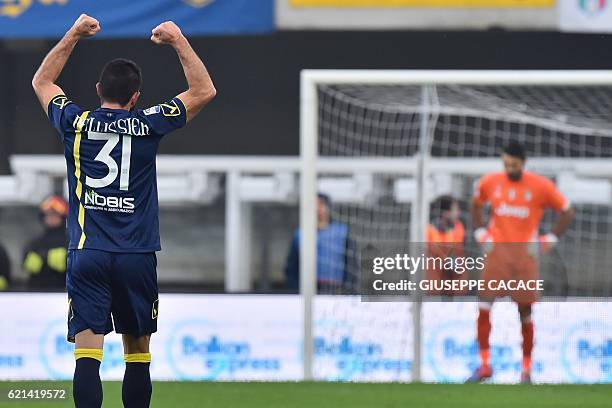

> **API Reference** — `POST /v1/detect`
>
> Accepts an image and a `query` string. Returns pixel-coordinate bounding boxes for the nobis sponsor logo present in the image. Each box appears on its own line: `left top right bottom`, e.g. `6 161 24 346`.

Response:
84 190 135 214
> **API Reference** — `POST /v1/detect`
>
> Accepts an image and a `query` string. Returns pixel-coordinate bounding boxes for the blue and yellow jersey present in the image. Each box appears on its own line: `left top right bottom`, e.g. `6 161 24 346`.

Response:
48 94 187 252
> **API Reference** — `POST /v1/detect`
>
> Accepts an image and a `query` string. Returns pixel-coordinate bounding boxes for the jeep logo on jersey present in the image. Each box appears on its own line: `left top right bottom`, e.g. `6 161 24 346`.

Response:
84 190 135 213
494 202 530 219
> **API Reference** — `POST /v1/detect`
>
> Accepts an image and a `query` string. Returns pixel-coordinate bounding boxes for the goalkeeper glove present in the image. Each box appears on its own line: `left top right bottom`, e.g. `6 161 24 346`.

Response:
539 232 558 254
474 227 494 254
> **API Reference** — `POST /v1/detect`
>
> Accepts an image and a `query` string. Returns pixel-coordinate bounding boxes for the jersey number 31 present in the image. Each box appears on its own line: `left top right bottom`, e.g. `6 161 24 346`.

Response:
85 132 132 191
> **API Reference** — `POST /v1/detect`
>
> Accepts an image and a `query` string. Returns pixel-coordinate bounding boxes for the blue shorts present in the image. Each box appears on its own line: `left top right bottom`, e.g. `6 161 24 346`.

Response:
66 249 158 343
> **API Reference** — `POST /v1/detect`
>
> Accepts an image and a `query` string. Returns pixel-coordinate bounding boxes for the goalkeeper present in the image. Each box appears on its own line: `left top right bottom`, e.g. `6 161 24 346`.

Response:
467 142 574 384
32 14 216 407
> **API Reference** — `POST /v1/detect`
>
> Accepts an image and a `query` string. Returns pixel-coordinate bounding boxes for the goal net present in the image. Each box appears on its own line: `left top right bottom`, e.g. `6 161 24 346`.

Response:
300 71 612 382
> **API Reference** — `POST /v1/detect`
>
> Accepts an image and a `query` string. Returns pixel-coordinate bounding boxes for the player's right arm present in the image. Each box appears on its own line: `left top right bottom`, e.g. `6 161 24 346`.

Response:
471 200 485 230
472 175 493 245
151 21 216 123
31 14 100 112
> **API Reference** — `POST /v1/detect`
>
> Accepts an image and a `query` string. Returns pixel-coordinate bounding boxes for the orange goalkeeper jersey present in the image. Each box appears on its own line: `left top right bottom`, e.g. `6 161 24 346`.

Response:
474 171 569 243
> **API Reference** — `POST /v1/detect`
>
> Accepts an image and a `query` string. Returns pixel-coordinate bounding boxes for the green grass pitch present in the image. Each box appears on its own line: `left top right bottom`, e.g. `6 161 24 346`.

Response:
0 381 611 408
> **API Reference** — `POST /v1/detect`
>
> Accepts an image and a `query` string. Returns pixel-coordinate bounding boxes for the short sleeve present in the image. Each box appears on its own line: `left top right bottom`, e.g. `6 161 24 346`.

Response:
47 95 82 141
473 175 491 205
138 97 187 137
542 177 570 211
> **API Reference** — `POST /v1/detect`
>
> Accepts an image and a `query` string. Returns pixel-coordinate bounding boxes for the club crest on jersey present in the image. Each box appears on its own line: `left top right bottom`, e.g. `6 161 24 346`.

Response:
524 190 532 202
68 297 74 322
159 101 181 116
152 299 159 320
508 188 516 201
160 100 181 117
52 95 71 110
494 185 502 198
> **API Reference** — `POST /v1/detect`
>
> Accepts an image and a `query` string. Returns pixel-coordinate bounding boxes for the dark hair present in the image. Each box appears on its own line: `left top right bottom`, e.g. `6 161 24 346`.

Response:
502 141 526 161
431 195 456 214
98 58 142 106
317 193 332 209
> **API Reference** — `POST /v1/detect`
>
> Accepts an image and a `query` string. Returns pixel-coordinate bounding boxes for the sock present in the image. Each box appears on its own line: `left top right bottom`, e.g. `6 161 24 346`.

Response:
477 308 491 367
122 353 152 408
73 349 103 408
480 349 490 369
521 321 534 372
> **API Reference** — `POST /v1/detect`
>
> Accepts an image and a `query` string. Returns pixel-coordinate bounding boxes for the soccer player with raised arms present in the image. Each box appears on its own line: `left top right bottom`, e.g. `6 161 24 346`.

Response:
467 142 574 384
31 14 216 407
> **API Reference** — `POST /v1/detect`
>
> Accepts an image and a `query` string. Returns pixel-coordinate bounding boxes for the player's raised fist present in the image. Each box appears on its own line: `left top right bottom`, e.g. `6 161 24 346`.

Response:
70 14 100 38
151 21 183 46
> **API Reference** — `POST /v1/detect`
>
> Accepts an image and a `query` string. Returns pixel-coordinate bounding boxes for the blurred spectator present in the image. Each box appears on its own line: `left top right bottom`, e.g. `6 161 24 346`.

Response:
426 195 467 295
0 240 11 291
285 193 356 293
23 195 68 290
427 195 464 243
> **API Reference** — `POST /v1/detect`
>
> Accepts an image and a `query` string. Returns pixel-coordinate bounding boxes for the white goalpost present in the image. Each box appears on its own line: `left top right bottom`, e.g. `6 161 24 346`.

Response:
300 70 612 381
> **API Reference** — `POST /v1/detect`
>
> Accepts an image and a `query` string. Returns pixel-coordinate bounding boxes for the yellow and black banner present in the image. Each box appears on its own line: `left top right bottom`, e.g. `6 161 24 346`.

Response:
290 0 554 7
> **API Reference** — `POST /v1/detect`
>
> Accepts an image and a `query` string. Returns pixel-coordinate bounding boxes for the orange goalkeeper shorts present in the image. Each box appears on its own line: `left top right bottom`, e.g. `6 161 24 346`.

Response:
480 244 539 304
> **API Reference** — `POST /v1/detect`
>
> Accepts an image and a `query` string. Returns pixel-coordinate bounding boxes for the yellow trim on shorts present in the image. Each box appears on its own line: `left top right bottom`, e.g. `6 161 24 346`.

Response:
124 353 151 363
73 111 90 249
74 348 103 362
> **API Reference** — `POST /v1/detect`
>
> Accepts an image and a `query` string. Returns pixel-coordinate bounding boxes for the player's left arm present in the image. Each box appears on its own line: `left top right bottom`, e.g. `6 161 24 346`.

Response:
541 178 575 246
31 14 100 112
550 206 575 238
150 21 216 123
